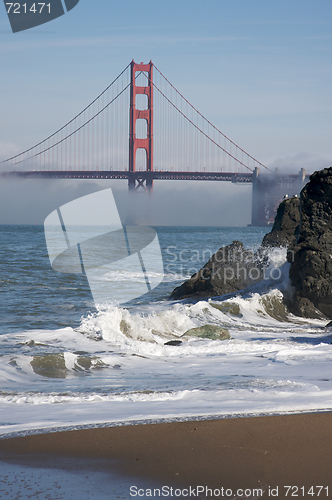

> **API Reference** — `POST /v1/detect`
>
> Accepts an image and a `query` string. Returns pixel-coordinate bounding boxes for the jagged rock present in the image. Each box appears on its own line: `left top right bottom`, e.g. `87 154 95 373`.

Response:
169 167 332 320
181 324 230 340
261 197 300 248
285 292 326 320
286 167 332 319
170 197 302 301
170 240 263 300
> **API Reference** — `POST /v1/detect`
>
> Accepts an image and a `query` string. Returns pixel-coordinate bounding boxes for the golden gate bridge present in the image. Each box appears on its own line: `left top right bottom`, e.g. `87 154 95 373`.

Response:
1 60 309 225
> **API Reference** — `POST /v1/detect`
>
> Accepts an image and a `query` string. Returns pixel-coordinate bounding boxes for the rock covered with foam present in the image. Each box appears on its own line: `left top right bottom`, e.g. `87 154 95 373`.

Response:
181 324 231 340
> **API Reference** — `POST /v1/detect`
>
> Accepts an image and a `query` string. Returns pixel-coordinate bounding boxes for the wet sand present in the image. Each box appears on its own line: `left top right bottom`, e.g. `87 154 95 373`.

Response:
0 412 331 499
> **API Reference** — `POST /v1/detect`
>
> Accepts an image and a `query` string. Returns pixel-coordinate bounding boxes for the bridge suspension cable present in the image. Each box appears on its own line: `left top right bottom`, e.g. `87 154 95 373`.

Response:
2 63 131 167
152 64 270 173
2 60 268 175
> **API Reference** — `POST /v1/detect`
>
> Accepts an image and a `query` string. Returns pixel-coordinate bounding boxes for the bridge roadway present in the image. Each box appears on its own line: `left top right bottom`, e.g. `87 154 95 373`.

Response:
0 170 302 183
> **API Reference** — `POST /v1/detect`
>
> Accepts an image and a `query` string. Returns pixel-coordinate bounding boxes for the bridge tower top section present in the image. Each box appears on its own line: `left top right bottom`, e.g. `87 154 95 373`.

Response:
129 60 154 190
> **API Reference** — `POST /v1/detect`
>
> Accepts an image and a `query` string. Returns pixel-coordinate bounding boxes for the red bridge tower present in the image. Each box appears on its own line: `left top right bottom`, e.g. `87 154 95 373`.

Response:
128 60 154 191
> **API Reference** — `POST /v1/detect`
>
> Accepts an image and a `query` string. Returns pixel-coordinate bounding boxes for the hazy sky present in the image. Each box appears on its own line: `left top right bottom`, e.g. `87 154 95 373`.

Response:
0 0 332 225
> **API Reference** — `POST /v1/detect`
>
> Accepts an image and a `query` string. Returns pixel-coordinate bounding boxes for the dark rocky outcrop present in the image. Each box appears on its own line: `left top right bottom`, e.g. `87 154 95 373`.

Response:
170 198 300 301
261 196 300 248
170 167 332 320
286 167 332 319
170 240 264 300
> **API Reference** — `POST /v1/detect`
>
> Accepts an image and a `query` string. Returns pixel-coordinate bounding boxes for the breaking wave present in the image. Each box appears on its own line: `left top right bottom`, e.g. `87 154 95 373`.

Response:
76 248 324 350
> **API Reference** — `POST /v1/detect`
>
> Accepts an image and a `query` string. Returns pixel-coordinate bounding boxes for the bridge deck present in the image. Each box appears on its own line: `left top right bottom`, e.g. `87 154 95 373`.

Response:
1 170 253 182
1 170 306 184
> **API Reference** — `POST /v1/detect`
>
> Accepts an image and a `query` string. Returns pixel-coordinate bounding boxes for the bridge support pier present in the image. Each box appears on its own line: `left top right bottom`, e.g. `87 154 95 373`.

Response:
128 173 136 190
251 168 307 226
251 167 261 227
128 172 154 191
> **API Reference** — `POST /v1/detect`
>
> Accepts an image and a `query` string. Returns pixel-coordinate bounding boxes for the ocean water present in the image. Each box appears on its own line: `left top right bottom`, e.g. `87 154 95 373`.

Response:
1 224 332 437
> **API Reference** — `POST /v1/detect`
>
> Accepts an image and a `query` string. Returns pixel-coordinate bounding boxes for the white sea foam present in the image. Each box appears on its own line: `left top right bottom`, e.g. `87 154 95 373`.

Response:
1 241 332 437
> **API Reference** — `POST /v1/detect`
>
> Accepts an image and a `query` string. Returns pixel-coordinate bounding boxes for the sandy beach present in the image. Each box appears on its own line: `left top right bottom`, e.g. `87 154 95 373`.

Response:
0 412 331 499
